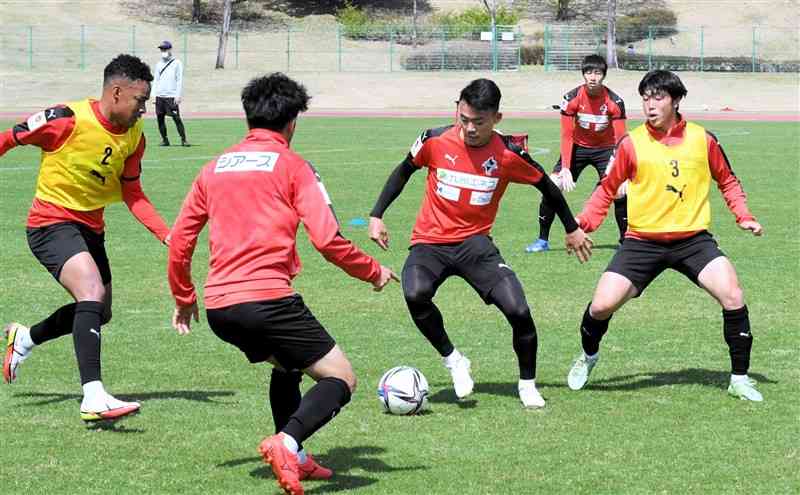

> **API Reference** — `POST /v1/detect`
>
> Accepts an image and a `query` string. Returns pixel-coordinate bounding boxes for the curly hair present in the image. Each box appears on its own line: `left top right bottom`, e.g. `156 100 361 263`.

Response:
103 54 154 86
241 72 311 131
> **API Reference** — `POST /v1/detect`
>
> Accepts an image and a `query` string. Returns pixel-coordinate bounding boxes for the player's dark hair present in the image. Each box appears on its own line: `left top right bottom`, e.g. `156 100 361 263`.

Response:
241 72 311 131
458 78 501 113
638 70 688 100
581 54 607 75
103 54 153 86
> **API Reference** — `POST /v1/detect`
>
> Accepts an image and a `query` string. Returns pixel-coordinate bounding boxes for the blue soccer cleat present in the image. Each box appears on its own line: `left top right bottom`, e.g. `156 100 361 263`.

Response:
525 239 550 253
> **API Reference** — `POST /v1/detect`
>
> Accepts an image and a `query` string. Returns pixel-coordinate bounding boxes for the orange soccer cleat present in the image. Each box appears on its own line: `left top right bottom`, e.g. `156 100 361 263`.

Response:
258 433 304 495
298 454 333 480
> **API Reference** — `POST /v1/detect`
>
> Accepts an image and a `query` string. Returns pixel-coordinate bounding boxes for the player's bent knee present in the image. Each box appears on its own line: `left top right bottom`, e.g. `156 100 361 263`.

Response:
720 287 744 310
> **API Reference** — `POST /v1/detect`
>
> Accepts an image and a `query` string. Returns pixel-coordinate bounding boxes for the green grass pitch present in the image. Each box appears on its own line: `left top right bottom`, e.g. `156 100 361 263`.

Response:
0 117 797 494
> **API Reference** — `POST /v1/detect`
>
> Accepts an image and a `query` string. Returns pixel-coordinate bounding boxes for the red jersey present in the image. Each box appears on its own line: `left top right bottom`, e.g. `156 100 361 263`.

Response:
578 118 755 242
408 125 546 245
560 85 626 168
0 101 169 240
168 128 382 309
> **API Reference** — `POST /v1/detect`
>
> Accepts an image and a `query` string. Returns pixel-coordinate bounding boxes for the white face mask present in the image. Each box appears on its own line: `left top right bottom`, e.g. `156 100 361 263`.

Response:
161 51 170 59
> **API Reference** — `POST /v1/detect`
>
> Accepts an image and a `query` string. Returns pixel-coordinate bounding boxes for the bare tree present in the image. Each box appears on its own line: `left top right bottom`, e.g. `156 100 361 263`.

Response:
215 0 233 69
606 0 617 68
192 0 202 23
553 0 570 21
412 0 418 48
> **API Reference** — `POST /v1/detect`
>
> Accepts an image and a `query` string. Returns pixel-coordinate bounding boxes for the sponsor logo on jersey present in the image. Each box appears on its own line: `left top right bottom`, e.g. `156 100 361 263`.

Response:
435 182 460 201
481 156 498 175
27 111 47 132
470 190 493 205
214 151 279 173
436 169 498 192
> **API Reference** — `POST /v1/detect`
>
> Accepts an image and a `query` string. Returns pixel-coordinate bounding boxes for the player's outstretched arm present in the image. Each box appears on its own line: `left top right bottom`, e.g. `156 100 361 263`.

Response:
368 217 391 250
565 228 593 263
172 302 199 335
738 220 763 236
371 265 400 292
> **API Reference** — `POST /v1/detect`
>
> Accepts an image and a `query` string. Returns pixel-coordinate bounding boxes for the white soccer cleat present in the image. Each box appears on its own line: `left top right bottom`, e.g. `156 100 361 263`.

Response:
567 353 599 391
518 380 545 408
728 378 763 402
3 323 32 384
80 392 141 422
443 354 474 399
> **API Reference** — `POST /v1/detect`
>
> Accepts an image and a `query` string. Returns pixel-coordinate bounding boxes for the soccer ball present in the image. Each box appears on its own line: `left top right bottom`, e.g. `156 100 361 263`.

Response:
377 366 429 415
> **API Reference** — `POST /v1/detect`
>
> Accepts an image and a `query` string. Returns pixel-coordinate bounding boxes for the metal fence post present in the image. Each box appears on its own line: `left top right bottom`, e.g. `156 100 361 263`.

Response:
80 24 86 70
491 24 498 72
235 31 239 69
337 24 342 72
565 27 570 69
440 28 445 72
752 26 757 72
699 26 704 72
131 25 136 56
544 24 549 71
647 26 653 70
182 31 188 67
28 26 33 69
286 25 291 71
389 27 394 72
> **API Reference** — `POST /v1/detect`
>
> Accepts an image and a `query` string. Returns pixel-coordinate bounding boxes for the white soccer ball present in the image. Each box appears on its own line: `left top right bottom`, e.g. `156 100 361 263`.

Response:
377 366 429 415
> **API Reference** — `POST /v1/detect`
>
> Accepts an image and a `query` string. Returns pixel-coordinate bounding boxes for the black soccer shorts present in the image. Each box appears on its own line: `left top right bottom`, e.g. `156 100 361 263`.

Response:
605 231 726 295
26 222 112 284
155 96 180 117
553 145 615 184
402 234 517 304
205 294 336 371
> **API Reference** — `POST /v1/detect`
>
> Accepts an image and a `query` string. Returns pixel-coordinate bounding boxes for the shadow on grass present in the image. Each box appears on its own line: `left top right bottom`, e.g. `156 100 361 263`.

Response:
574 368 777 391
85 421 145 434
535 243 620 254
14 389 236 406
221 445 427 493
428 368 776 399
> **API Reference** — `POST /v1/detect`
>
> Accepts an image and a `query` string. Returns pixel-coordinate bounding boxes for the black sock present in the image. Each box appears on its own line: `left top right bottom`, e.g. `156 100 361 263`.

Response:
580 304 611 356
282 377 351 445
490 275 537 379
614 197 628 243
723 306 752 375
408 300 453 357
72 301 104 385
538 199 556 242
29 303 76 345
512 323 537 380
269 368 303 434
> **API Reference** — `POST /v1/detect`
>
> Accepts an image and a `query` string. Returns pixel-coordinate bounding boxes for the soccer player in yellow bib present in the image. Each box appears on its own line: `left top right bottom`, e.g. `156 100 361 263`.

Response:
565 70 765 402
1 55 171 421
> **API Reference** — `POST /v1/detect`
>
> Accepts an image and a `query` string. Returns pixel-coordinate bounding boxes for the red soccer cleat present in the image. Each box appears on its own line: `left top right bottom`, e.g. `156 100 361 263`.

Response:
258 433 304 495
298 454 333 480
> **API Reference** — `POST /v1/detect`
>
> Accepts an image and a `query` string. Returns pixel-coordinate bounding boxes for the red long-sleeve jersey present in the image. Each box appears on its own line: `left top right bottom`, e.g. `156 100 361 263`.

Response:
559 85 627 169
168 128 382 309
578 118 755 242
0 101 169 240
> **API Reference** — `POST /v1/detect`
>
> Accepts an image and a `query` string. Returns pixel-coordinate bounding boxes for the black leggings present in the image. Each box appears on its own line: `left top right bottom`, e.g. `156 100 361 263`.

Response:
403 265 539 379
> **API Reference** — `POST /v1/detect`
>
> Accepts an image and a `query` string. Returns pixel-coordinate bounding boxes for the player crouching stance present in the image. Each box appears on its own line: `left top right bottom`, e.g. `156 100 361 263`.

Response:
167 73 397 495
369 79 592 408
566 70 764 401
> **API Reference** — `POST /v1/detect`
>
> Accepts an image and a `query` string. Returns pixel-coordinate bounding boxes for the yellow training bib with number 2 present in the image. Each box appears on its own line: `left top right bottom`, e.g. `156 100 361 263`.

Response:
627 122 711 233
35 98 143 211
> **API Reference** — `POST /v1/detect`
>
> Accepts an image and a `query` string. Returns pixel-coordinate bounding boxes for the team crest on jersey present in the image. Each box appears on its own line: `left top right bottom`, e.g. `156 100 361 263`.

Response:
482 156 498 175
600 104 608 115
